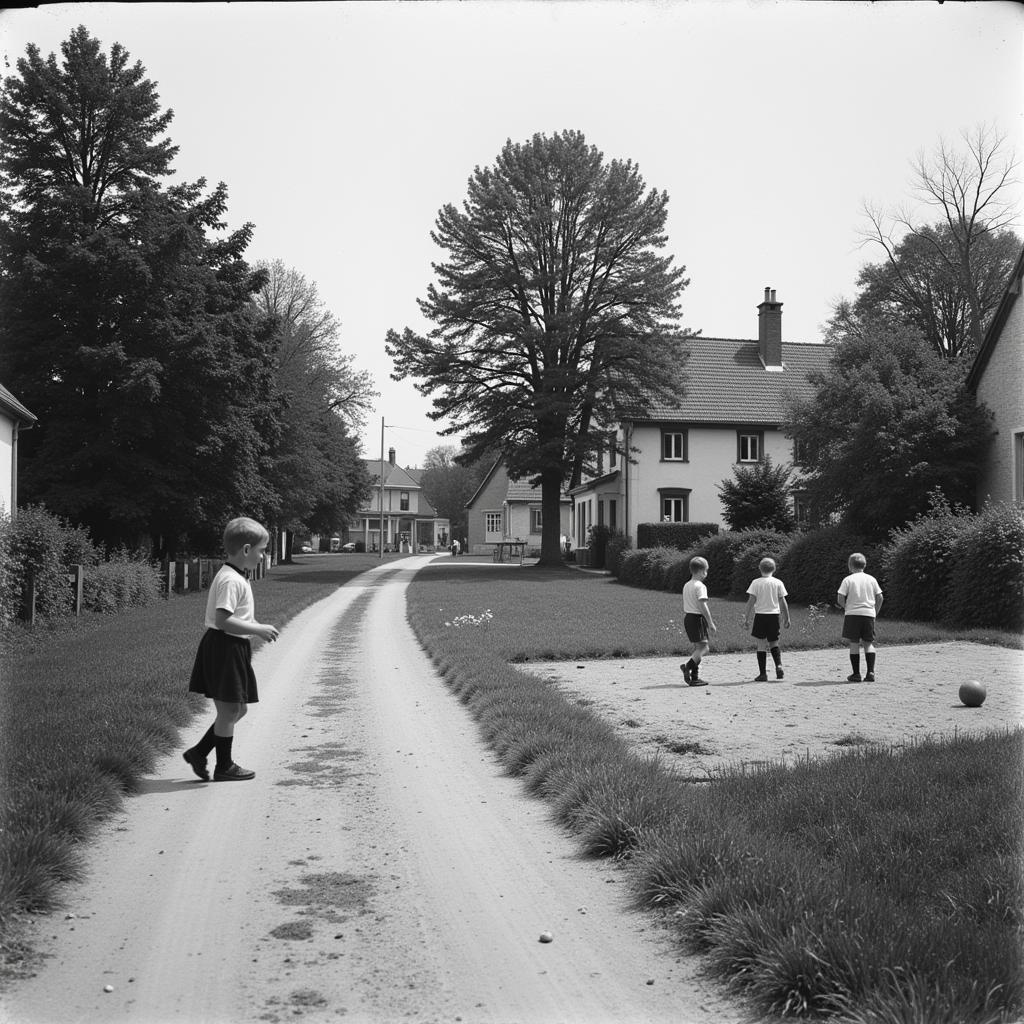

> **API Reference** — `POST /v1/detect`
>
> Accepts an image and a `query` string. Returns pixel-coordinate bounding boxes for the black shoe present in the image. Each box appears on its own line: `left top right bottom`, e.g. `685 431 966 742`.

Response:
775 666 785 679
680 662 691 683
847 673 862 683
686 675 707 687
754 673 768 682
864 671 875 682
183 749 210 781
213 763 255 782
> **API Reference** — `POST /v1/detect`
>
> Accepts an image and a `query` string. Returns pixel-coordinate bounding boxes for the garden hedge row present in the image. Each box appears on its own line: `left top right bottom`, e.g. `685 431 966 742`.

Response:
607 503 1024 630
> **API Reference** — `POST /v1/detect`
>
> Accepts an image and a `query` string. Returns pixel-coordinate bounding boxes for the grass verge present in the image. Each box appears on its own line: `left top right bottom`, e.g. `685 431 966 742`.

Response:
407 563 1023 1023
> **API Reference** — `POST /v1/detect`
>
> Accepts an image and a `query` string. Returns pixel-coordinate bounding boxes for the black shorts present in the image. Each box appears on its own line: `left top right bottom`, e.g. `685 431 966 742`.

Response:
842 615 876 643
684 613 709 643
188 629 259 703
751 613 780 642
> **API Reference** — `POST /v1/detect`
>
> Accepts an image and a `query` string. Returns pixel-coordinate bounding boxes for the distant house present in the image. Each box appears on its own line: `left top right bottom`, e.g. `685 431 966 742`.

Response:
464 459 571 556
570 288 832 547
350 447 450 552
967 244 1024 505
0 382 36 518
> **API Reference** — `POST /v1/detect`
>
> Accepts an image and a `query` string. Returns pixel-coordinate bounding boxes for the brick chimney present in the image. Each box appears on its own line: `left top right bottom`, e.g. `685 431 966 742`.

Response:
388 447 396 466
757 286 784 370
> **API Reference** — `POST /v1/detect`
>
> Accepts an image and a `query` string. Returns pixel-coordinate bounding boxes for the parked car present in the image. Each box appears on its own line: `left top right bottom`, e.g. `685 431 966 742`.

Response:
299 544 313 553
341 541 357 552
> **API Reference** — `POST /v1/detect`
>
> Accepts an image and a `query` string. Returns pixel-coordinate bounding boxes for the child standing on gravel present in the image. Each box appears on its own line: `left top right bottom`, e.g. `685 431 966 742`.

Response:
680 556 717 687
182 517 279 782
743 557 791 681
837 552 883 682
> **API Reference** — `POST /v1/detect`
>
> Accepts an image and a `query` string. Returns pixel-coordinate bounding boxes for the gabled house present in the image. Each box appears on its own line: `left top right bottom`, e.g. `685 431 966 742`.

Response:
465 459 571 555
350 447 450 552
0 381 36 518
570 288 832 547
966 244 1024 505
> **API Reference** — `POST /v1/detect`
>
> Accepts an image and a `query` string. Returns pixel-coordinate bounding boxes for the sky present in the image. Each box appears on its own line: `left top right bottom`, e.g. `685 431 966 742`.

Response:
2 0 1022 467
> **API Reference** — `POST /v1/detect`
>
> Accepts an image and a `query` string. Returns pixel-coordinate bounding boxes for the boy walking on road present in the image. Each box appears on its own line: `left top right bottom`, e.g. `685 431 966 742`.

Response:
837 552 883 682
743 557 791 681
680 556 717 687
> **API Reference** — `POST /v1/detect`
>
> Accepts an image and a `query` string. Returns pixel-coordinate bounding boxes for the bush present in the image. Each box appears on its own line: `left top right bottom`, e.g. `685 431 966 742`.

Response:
636 522 718 551
883 500 973 622
588 523 612 569
701 529 794 597
729 533 794 599
778 526 882 605
1 505 75 622
81 559 162 614
717 455 795 533
946 503 1024 631
605 531 632 576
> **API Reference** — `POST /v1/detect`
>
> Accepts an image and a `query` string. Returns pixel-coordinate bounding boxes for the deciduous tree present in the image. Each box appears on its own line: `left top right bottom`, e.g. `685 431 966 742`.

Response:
842 124 1020 359
387 130 691 565
784 325 993 538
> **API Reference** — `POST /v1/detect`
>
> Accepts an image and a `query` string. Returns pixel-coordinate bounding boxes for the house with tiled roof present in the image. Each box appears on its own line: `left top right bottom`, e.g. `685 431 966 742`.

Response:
966 243 1024 505
348 447 450 552
464 459 571 556
0 381 36 518
569 288 832 547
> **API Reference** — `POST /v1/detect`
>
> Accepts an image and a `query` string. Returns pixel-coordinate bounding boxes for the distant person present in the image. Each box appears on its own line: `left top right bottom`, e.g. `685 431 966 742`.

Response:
680 556 717 686
742 557 791 680
182 517 279 782
451 538 460 557
837 552 883 682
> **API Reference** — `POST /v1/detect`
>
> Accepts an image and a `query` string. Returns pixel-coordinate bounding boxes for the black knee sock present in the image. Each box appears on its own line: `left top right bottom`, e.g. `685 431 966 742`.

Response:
850 652 861 674
192 724 217 758
214 734 234 772
866 652 876 673
770 646 782 667
756 651 767 674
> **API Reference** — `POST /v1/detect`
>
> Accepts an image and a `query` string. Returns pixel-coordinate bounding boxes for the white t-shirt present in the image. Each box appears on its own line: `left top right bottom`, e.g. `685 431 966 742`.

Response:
838 571 882 617
682 578 709 615
746 575 788 614
204 563 255 630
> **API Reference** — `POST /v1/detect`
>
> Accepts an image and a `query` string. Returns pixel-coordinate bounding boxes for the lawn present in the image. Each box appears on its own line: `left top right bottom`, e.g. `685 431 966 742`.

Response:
407 561 1024 1024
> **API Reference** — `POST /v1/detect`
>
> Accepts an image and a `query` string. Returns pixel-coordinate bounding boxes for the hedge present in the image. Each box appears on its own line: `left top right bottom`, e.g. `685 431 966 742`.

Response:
777 525 883 605
636 522 718 551
728 532 794 599
701 529 794 597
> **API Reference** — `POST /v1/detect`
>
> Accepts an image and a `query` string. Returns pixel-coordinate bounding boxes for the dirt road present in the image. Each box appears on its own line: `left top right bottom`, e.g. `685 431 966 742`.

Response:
2 557 740 1024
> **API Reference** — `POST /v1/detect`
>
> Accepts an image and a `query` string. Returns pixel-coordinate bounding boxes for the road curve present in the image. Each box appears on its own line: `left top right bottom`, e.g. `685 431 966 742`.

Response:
2 557 741 1024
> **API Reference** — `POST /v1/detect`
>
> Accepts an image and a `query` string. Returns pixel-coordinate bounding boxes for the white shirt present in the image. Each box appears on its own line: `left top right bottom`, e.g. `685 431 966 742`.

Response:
682 578 709 615
838 571 882 617
204 563 255 630
746 575 788 614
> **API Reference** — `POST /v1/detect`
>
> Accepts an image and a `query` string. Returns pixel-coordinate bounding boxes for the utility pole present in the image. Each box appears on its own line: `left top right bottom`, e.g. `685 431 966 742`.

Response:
379 416 385 560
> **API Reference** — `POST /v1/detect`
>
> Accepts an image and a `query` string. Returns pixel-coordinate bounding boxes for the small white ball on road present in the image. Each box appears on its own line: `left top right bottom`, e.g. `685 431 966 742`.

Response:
103 985 114 993
538 931 553 943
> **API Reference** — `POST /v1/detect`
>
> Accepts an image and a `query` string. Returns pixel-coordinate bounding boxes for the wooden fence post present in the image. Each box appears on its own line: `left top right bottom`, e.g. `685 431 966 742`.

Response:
68 564 83 616
188 559 202 593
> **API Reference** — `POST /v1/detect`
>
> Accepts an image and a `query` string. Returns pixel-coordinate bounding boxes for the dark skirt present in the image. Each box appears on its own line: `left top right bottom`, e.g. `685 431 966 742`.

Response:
188 629 259 703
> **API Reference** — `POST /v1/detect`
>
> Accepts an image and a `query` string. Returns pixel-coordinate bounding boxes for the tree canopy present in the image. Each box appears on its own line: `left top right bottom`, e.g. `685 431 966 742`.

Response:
418 444 496 543
784 324 993 539
0 27 369 556
838 124 1021 359
386 130 691 564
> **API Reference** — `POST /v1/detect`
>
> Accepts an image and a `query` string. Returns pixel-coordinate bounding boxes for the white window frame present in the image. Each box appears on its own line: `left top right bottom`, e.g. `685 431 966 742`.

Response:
661 429 687 461
738 432 762 463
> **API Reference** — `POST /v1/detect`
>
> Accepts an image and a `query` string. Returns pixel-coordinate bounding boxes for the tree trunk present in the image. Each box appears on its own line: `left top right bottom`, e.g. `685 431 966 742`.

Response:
538 467 565 567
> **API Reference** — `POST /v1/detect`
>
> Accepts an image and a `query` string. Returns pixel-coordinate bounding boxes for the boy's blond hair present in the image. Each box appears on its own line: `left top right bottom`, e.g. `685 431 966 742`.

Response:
759 557 776 574
689 556 709 574
848 552 867 570
224 516 269 554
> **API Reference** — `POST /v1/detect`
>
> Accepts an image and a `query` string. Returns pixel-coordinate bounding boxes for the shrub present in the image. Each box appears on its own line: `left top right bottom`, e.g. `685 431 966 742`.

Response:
701 529 793 597
883 499 973 622
778 526 882 605
81 559 162 614
3 505 75 621
946 503 1024 631
717 455 795 533
636 522 718 551
605 531 632 576
729 533 794 599
588 523 612 569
